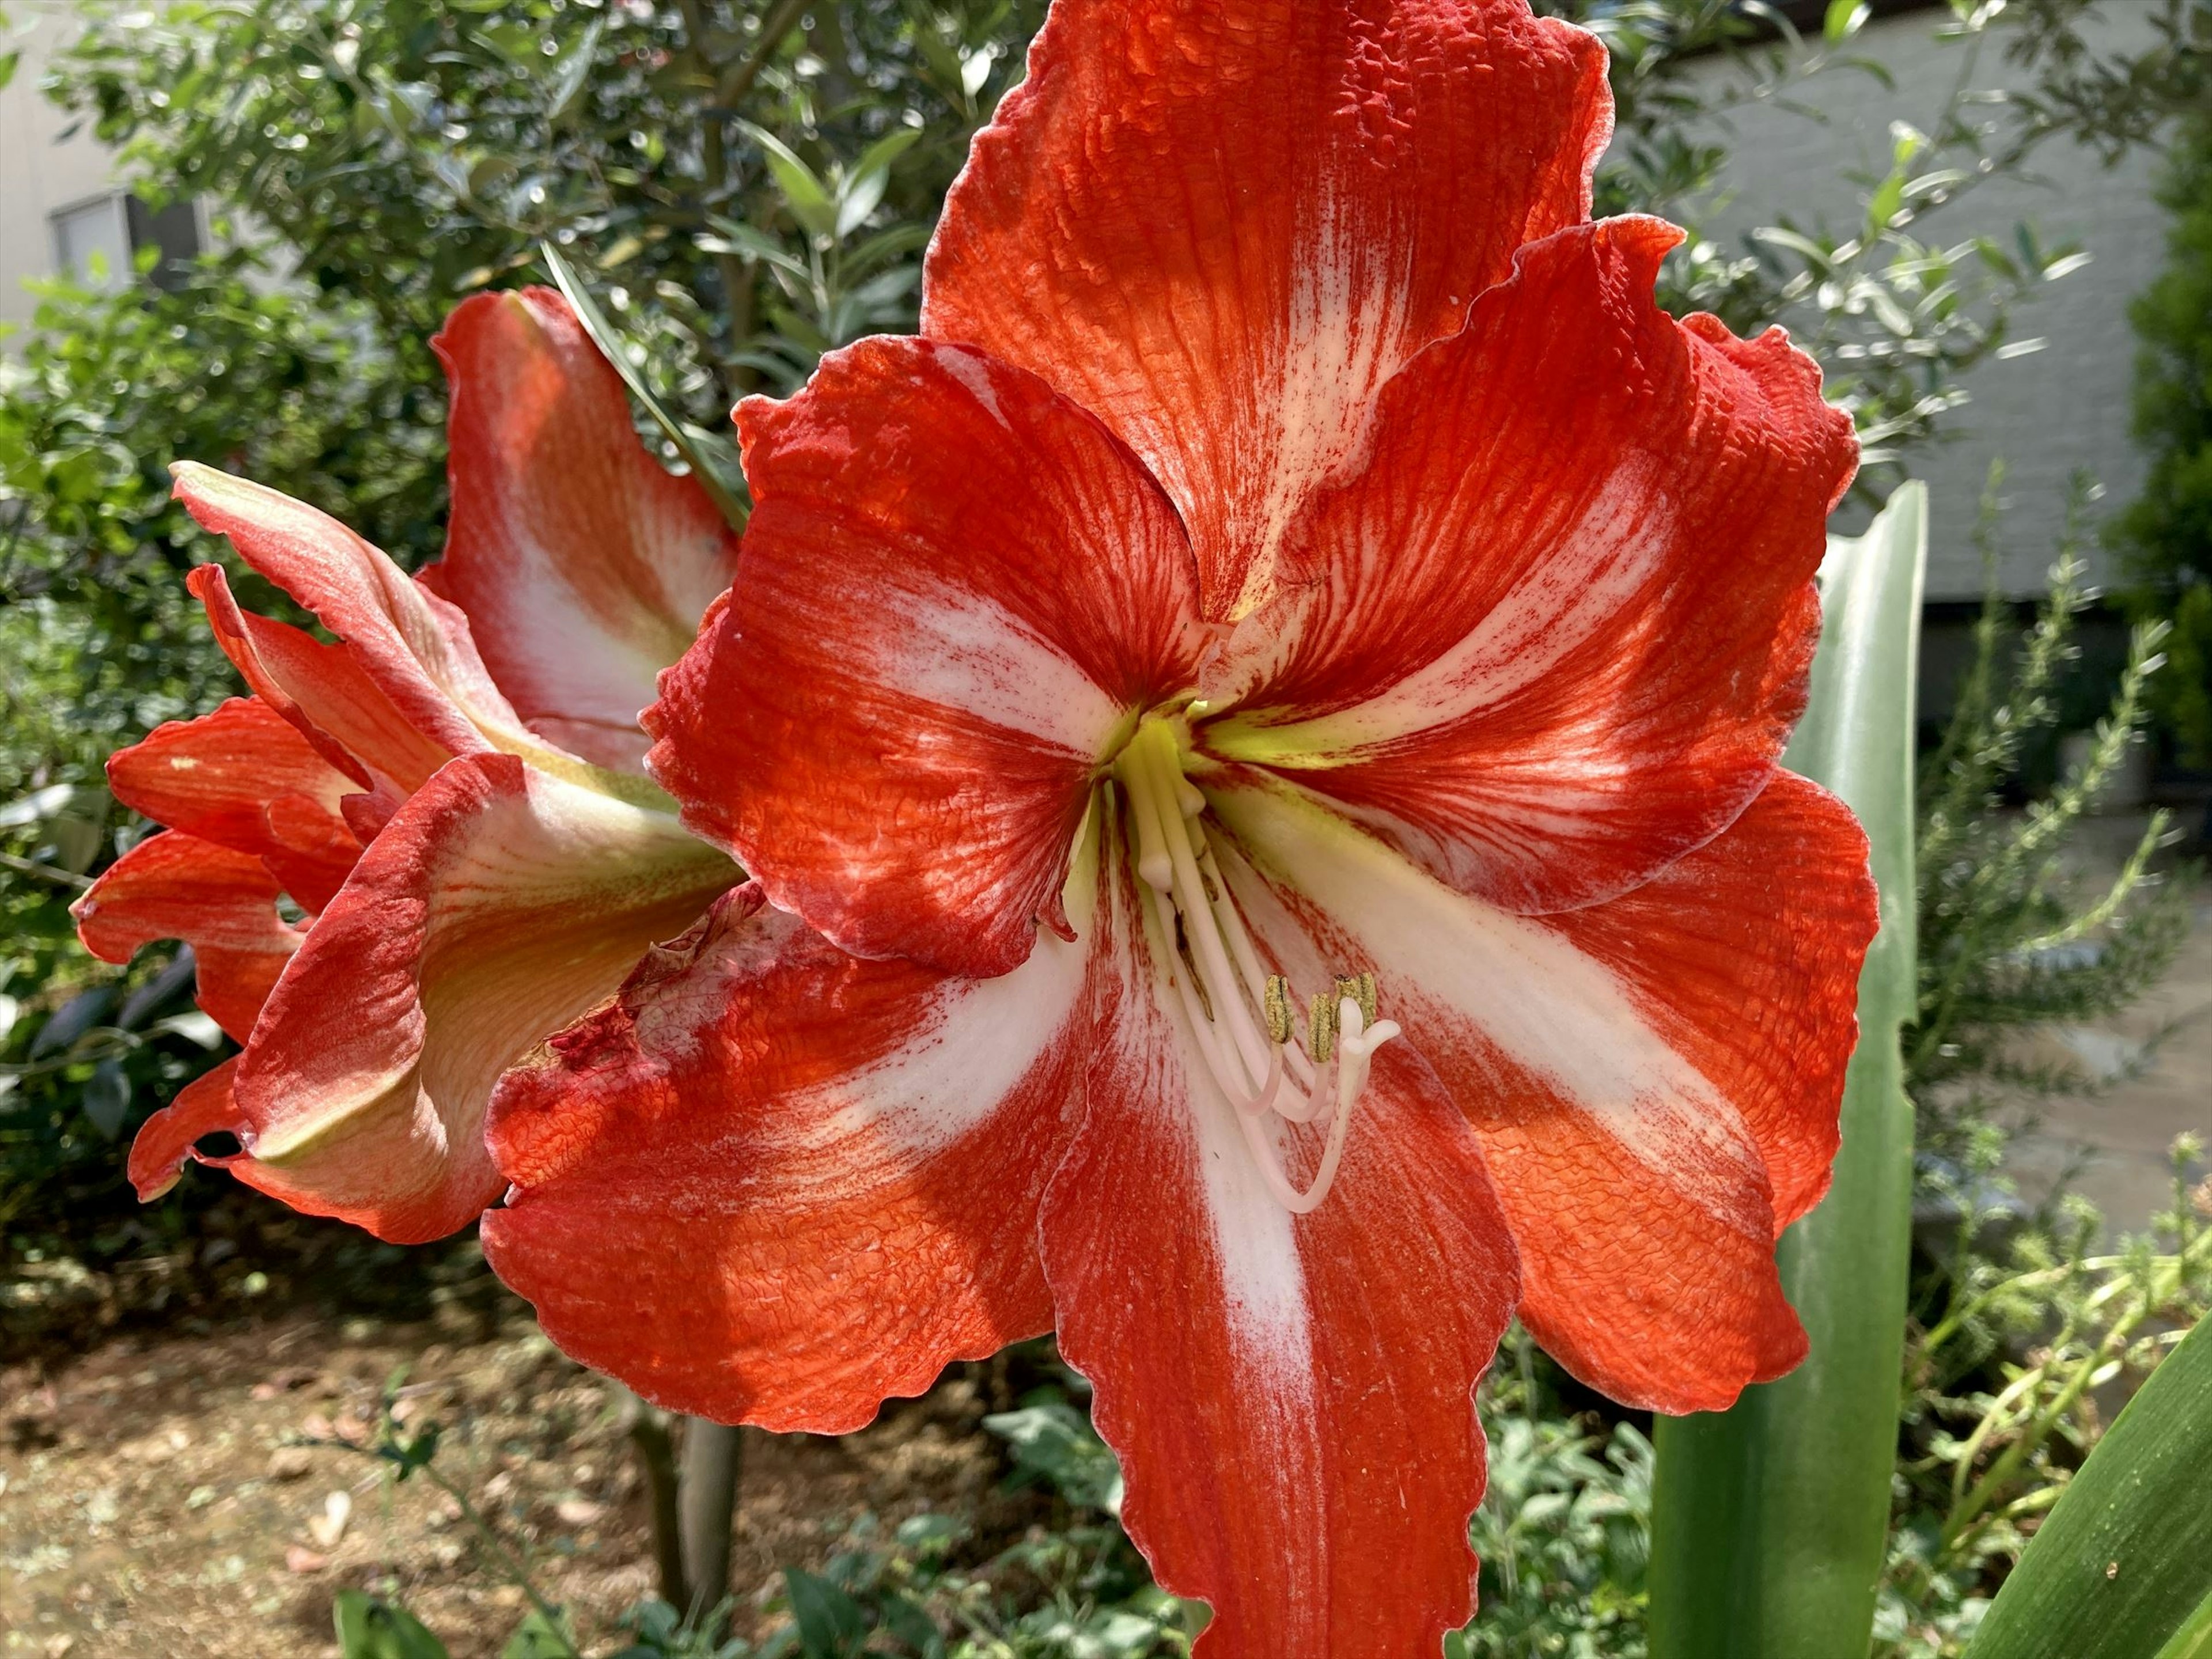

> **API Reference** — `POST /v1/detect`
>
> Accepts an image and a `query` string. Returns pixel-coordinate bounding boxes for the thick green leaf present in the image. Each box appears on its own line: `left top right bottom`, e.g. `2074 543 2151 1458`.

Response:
1963 1316 2212 1659
1649 482 1929 1659
537 240 749 532
784 1567 868 1659
334 1589 450 1659
2155 1592 2212 1659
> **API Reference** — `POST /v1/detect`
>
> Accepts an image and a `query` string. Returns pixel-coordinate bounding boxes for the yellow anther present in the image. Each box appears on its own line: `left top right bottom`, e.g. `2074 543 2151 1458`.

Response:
1308 993 1338 1065
1264 975 1292 1044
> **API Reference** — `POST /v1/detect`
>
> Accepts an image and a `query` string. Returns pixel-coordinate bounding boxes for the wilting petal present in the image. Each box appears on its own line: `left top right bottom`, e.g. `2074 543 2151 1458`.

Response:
74 832 303 1043
107 697 362 914
173 463 521 759
923 0 1611 618
203 754 734 1244
1205 219 1857 915
425 289 741 772
653 336 1199 978
484 866 1095 1430
1041 829 1517 1658
1211 771 1870 1412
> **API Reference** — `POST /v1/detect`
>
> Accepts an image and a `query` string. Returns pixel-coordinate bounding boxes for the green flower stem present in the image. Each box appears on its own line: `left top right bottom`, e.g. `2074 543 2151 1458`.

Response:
1647 483 1927 1659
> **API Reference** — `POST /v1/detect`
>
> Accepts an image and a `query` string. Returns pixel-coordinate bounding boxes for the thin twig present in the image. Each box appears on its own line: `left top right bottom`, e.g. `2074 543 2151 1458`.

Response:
0 850 93 890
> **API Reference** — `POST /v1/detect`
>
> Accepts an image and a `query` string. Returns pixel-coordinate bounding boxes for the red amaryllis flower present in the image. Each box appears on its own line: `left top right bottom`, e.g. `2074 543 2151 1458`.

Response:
81 289 740 1243
479 1 1876 1651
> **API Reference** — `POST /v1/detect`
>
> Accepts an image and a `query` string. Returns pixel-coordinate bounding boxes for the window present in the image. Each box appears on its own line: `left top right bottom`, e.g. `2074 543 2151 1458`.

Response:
49 194 130 289
48 191 204 291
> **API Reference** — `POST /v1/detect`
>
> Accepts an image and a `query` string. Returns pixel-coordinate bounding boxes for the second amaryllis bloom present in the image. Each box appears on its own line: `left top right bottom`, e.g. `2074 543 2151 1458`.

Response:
480 1 1877 1656
82 288 741 1243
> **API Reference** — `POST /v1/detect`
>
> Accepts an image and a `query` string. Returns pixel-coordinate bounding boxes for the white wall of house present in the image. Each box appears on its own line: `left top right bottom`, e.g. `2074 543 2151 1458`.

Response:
0 1 125 338
1690 3 2173 601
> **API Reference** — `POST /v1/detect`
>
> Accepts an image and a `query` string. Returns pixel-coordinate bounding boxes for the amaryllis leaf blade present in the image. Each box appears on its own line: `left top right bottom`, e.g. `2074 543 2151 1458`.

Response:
1648 480 1928 1659
537 240 748 532
1962 1316 2212 1659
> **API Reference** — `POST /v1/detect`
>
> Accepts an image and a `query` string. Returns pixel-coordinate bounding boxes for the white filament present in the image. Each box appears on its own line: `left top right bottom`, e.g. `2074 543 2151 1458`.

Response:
1116 721 1399 1214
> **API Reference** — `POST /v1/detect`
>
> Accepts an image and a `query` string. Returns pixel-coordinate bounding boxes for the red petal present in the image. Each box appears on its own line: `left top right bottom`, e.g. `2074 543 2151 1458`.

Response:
173 463 518 759
107 697 362 914
1212 771 1871 1413
1544 772 1876 1234
1204 219 1858 915
924 0 1611 618
224 754 735 1243
73 831 303 1043
1042 827 1517 1657
425 289 741 772
483 877 1094 1430
127 1058 243 1202
186 564 457 794
652 336 1199 978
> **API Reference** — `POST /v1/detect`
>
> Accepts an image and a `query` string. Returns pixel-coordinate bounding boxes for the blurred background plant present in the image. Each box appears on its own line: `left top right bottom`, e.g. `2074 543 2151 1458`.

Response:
1 0 2207 1654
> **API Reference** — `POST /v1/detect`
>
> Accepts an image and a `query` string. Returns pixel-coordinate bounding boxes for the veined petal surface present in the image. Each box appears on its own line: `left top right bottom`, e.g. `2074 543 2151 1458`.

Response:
73 832 303 1043
149 753 735 1244
485 866 1096 1430
106 696 362 914
174 463 520 759
653 336 1200 978
426 289 741 772
1205 219 1858 914
1044 823 1517 1657
924 0 1612 618
187 564 460 796
1210 768 1872 1412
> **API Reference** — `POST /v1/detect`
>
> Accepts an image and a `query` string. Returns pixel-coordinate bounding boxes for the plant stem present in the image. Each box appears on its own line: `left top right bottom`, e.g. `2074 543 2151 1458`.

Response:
616 1383 688 1611
0 850 92 889
679 1418 744 1624
422 1463 579 1655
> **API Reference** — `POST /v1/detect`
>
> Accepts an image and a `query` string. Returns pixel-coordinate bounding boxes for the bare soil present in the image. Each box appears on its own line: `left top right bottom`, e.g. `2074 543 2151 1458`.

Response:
0 1233 1046 1658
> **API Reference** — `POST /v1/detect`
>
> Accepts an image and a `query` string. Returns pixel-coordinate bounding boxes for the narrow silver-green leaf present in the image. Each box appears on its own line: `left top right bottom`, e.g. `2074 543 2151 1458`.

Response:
537 240 749 532
1964 1317 2212 1659
1649 481 1928 1659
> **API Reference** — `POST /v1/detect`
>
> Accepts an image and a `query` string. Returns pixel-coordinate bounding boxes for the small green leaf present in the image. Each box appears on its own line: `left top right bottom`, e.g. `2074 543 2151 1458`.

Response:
500 1609 574 1659
742 124 838 238
547 17 605 122
983 1401 1125 1514
334 1589 451 1659
83 1059 131 1140
784 1566 868 1659
1824 0 1870 40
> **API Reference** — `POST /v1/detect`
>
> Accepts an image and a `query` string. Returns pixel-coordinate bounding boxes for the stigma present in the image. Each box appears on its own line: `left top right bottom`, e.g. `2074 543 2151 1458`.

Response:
1113 718 1400 1214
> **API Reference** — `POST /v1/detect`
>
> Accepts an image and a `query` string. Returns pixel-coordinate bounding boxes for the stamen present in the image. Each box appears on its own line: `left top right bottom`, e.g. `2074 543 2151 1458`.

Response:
1112 717 1404 1215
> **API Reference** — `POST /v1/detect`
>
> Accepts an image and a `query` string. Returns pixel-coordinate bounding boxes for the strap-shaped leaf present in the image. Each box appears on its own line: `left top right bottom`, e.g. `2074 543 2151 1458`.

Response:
1649 481 1928 1659
538 240 749 532
1964 1316 2212 1659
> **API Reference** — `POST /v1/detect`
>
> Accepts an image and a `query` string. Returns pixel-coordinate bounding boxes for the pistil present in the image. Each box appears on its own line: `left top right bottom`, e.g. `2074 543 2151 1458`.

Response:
1113 719 1400 1214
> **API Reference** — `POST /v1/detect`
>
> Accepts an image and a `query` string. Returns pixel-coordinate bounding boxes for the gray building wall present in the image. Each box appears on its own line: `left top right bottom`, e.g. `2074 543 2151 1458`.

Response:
0 2 123 338
1689 3 2173 603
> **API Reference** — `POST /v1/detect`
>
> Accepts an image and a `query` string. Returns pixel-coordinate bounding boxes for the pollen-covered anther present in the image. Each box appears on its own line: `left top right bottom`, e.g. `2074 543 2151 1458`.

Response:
1114 716 1400 1214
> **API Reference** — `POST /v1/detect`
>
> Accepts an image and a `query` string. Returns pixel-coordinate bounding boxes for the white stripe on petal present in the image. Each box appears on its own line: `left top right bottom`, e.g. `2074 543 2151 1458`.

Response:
806 918 1091 1158
866 577 1126 755
1214 783 1760 1224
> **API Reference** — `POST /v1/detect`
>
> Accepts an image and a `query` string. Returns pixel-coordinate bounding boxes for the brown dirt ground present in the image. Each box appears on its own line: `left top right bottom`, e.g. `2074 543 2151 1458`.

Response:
0 1237 1048 1658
